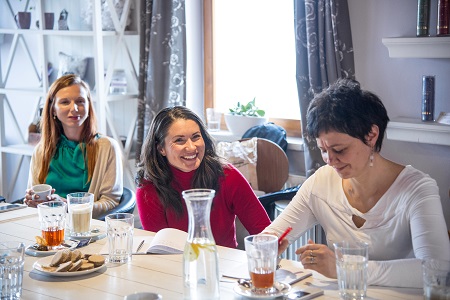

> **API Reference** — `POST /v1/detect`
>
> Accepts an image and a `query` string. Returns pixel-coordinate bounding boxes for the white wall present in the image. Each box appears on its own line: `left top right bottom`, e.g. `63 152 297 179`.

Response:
348 0 450 228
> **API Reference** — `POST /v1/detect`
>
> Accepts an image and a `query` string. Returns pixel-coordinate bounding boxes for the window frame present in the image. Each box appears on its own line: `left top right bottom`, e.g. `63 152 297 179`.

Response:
202 0 302 137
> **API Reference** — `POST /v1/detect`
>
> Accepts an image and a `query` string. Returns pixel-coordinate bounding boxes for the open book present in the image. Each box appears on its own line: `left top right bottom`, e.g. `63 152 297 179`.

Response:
138 228 188 254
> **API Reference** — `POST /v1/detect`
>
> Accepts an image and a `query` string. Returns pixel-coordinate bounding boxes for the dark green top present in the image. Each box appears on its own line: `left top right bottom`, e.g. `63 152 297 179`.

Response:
46 135 90 198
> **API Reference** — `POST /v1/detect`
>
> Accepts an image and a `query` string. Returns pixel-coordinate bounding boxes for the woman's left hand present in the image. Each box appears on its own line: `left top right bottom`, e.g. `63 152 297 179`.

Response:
296 239 337 278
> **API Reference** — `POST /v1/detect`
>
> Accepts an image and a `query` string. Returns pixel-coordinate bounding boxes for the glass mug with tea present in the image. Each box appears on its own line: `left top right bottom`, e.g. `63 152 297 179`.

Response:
244 234 278 295
67 192 94 236
37 201 67 250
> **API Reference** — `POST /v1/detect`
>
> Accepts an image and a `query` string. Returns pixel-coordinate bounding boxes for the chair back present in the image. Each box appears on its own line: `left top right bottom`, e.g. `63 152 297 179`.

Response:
96 187 136 221
252 138 289 193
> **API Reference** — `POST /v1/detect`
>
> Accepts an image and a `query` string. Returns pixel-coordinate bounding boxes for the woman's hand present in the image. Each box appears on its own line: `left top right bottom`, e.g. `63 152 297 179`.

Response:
278 238 290 256
261 231 290 256
296 239 337 279
24 188 57 207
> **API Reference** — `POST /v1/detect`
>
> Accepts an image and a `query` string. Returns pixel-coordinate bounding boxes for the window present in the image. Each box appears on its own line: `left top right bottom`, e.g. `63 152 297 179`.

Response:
204 0 301 136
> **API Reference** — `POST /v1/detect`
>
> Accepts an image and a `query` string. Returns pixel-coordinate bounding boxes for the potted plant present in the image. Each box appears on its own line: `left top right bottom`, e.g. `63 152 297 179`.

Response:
224 98 268 136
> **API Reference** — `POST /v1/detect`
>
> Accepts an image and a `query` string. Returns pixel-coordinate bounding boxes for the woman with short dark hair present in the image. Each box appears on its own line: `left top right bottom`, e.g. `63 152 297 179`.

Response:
267 78 449 288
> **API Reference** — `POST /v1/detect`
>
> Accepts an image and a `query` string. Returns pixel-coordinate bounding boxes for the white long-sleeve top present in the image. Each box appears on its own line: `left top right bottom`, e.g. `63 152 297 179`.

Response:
265 165 450 288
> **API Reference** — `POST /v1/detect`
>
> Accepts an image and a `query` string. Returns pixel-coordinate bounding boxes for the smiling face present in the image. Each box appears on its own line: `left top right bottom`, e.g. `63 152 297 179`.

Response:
316 130 373 179
53 84 89 140
159 119 205 172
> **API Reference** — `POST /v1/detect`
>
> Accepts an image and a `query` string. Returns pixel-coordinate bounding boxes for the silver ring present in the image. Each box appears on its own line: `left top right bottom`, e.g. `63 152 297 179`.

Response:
310 250 313 257
310 256 315 264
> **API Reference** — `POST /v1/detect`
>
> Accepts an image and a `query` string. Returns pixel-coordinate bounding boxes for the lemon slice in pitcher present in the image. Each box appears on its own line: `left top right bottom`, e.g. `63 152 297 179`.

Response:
185 243 199 261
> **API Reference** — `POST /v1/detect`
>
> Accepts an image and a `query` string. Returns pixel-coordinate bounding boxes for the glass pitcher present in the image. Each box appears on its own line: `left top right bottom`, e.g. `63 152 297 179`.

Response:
182 189 220 300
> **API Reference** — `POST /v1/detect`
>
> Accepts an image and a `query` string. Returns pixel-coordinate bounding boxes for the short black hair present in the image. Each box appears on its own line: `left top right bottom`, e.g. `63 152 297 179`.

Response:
306 78 389 152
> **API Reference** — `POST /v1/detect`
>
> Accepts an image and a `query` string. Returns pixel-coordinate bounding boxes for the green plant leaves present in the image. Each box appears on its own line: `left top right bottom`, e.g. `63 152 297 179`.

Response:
228 97 265 117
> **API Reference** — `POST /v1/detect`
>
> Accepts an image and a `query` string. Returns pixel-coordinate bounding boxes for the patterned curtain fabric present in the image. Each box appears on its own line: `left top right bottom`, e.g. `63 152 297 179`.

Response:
294 0 355 177
136 0 187 161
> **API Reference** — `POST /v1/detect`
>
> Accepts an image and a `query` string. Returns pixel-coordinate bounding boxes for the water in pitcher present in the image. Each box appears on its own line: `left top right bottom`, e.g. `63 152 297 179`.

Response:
183 238 220 300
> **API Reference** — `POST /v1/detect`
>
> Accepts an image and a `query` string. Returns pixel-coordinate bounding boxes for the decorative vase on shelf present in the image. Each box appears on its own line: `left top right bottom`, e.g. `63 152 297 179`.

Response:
44 13 55 30
58 9 69 30
15 12 31 29
36 13 55 30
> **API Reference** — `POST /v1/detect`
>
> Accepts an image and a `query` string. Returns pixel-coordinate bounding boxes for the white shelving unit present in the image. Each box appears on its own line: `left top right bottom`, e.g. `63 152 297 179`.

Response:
382 36 450 146
0 0 139 200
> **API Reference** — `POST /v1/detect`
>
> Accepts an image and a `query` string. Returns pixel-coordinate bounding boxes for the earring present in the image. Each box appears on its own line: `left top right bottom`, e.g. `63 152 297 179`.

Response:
53 115 56 120
369 147 374 167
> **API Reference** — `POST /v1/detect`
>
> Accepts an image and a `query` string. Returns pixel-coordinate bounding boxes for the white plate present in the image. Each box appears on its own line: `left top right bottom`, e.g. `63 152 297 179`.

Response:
233 282 291 299
25 240 79 257
33 255 106 277
65 227 106 241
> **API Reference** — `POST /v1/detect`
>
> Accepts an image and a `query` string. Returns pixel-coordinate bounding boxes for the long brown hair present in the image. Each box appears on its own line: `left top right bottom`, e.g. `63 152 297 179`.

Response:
135 106 225 216
38 74 98 183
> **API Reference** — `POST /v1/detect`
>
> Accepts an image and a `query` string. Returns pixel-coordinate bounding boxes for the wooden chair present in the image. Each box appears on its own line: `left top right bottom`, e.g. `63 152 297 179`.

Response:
250 138 289 194
224 138 290 249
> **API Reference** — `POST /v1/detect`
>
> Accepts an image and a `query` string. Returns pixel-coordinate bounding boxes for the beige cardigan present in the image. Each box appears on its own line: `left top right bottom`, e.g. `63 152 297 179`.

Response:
28 136 123 218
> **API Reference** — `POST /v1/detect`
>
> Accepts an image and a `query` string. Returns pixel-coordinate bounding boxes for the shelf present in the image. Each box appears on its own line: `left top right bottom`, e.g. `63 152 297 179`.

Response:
382 36 450 58
0 29 139 37
386 117 450 146
0 144 35 156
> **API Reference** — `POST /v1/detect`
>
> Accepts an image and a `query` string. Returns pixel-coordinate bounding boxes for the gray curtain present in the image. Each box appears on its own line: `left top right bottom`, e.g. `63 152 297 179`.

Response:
294 0 355 177
136 0 187 161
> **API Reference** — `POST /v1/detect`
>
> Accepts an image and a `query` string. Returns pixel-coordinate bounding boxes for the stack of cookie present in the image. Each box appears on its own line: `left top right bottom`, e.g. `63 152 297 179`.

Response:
46 249 105 272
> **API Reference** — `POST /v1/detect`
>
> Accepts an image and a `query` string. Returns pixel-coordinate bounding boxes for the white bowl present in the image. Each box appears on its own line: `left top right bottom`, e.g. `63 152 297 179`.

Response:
224 114 268 137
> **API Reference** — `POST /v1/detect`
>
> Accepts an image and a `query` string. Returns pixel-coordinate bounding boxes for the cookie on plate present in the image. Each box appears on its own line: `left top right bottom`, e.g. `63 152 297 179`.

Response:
68 259 83 272
71 249 82 262
56 260 73 272
88 254 105 267
79 262 95 271
50 250 65 267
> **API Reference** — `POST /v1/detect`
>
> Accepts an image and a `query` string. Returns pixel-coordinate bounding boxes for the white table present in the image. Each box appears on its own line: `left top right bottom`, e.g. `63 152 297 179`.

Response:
0 207 423 299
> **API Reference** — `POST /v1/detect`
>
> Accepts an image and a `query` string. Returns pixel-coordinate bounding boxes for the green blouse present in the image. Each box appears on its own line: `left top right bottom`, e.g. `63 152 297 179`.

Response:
46 135 90 198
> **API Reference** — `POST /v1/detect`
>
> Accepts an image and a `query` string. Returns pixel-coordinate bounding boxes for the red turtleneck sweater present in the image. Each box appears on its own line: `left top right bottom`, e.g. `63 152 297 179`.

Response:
136 164 271 248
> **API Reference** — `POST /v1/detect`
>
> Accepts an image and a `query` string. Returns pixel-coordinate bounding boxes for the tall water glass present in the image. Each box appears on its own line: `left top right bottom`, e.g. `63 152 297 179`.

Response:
0 241 25 300
422 258 450 299
334 241 369 300
37 201 67 250
106 213 134 263
67 192 94 236
244 234 278 295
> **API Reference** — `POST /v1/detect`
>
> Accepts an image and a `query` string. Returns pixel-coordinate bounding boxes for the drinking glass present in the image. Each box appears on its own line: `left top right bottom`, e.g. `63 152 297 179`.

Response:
244 234 278 295
37 201 67 250
422 258 450 299
67 192 94 236
106 213 134 263
206 108 222 131
0 241 25 300
334 241 369 300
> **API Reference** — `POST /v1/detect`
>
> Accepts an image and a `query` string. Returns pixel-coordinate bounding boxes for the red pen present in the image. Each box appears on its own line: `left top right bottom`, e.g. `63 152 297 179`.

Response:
278 226 292 245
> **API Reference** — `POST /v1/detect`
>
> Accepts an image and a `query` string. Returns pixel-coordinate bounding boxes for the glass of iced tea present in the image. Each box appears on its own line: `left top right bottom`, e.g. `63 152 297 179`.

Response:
37 201 67 250
244 234 278 295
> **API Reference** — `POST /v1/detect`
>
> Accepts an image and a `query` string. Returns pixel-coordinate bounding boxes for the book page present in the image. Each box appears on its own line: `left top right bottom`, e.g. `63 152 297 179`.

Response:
146 228 188 254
